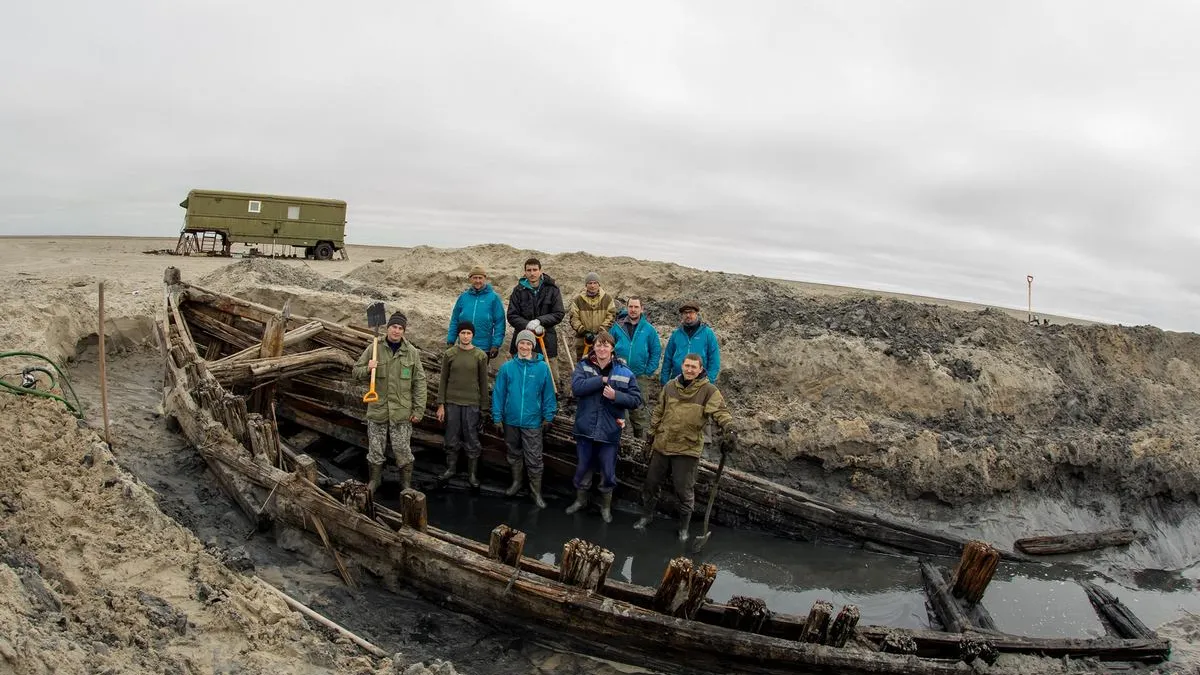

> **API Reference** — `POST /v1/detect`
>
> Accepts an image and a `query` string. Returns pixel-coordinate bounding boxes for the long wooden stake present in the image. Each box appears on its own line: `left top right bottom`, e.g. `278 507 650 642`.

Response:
98 282 111 448
254 576 387 658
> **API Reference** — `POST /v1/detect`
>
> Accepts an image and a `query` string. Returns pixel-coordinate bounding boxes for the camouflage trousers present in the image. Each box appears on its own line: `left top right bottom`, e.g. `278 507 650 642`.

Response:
367 420 414 466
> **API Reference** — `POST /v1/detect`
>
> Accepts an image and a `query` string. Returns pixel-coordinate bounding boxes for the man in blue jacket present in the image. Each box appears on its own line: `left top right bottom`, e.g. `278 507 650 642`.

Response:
446 265 506 359
566 332 642 522
660 301 720 385
609 295 661 439
492 329 558 507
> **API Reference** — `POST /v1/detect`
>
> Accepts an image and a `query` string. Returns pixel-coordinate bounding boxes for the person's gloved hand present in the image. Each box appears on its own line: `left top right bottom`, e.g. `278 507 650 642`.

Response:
493 416 504 434
644 433 655 450
721 426 738 451
486 347 499 359
447 340 455 347
584 332 595 342
542 420 553 433
527 319 542 335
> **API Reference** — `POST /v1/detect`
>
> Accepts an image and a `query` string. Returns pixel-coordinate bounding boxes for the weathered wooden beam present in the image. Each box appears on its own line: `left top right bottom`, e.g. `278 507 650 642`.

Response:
651 557 714 619
1082 581 1155 640
209 348 354 387
921 561 970 633
401 489 427 532
1015 529 1140 556
276 401 368 449
184 305 260 350
294 454 318 483
215 321 324 365
487 525 526 567
951 540 999 605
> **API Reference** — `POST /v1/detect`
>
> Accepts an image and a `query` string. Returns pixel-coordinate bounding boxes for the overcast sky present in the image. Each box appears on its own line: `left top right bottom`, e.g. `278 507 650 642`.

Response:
2 1 1197 330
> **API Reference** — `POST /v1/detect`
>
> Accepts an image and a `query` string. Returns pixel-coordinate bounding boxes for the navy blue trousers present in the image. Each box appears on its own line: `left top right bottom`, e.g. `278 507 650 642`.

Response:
573 437 619 493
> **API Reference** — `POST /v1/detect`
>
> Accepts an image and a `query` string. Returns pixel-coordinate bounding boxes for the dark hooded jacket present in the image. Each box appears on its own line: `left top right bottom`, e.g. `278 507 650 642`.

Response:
506 273 565 357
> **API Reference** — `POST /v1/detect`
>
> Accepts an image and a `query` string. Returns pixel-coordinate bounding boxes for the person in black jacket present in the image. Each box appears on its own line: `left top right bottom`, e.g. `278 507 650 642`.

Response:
506 257 565 377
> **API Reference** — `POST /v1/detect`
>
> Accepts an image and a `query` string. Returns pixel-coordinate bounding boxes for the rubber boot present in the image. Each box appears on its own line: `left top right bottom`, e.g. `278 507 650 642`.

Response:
632 499 656 530
438 450 458 482
367 461 384 494
504 460 524 497
466 457 480 488
677 512 692 542
529 474 547 509
400 462 413 491
599 492 613 524
564 489 589 515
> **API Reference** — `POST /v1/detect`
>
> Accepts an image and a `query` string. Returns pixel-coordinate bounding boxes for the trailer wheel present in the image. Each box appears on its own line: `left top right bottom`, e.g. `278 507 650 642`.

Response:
314 242 334 260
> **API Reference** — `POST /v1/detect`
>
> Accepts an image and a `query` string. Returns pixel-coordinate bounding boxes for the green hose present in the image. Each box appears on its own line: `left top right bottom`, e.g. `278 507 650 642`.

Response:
0 351 84 418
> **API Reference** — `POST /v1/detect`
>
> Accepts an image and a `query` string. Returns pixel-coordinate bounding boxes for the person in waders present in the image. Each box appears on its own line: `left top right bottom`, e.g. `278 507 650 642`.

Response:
565 332 642 522
353 312 426 494
437 321 489 487
635 353 736 540
492 330 558 507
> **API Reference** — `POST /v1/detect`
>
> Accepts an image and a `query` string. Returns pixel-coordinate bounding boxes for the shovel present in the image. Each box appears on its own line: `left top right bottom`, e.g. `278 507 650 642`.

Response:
690 442 730 553
362 302 386 403
535 331 558 396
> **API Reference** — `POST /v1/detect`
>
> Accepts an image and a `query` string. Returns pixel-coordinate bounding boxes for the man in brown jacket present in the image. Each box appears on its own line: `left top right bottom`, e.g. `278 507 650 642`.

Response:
634 353 735 540
567 272 616 362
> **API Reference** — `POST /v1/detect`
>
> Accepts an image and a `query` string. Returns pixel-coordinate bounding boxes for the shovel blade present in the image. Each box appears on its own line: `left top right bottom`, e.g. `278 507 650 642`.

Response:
690 532 712 553
366 302 386 330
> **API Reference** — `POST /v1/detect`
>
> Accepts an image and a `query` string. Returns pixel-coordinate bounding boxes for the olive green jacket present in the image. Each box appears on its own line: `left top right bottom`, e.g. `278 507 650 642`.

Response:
353 339 428 423
648 373 732 458
568 290 616 336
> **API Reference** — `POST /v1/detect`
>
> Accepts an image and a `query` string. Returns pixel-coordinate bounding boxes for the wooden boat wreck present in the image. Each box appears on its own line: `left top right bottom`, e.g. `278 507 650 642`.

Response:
156 267 1172 673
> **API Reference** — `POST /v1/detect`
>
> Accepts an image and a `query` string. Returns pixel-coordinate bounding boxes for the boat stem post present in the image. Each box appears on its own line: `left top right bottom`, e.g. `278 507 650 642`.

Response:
826 605 860 647
652 557 716 619
293 454 318 483
400 489 427 531
952 540 1000 604
488 525 525 566
560 538 614 592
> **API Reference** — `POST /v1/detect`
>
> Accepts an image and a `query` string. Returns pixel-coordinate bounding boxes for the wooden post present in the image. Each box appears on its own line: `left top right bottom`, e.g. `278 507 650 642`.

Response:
336 478 375 521
652 557 716 618
560 538 614 592
951 540 1000 604
400 489 427 532
251 301 288 414
960 635 998 665
799 600 834 644
726 595 771 633
488 525 526 566
880 631 917 655
293 454 318 483
98 283 112 448
164 266 182 286
826 605 860 648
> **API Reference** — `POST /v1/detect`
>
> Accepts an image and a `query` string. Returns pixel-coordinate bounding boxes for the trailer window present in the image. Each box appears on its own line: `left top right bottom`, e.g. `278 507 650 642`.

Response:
287 205 300 220
248 200 262 214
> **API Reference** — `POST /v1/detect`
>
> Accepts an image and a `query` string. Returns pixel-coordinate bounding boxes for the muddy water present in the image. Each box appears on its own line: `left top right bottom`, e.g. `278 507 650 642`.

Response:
69 347 1200 666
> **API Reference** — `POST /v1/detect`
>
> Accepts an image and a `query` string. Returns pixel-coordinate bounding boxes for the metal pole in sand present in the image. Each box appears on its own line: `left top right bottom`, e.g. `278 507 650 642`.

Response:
98 282 111 448
1026 275 1034 324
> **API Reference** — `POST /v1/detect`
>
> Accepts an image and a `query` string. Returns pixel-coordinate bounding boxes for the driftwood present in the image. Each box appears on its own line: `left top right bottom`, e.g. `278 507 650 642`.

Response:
254 576 387 657
951 540 999 605
921 562 971 633
1015 528 1140 556
1082 581 1155 640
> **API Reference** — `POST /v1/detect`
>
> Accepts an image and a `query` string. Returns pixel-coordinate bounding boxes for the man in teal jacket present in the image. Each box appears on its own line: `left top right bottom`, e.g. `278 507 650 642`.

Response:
609 295 661 439
492 329 558 507
660 301 720 385
446 265 506 358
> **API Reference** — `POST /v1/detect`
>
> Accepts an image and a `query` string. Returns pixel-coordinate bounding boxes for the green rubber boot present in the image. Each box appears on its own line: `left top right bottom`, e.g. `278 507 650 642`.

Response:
505 460 524 497
529 474 547 509
600 492 613 524
565 490 589 515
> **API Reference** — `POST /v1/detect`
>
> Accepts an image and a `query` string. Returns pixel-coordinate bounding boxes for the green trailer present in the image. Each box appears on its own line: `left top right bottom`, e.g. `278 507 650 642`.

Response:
176 189 348 260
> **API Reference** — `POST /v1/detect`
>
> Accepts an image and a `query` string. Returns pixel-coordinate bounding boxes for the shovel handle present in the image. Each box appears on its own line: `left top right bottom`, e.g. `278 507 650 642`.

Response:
536 334 557 395
362 337 380 403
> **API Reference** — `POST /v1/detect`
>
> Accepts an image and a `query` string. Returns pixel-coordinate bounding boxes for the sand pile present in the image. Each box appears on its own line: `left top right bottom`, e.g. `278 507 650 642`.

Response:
0 394 458 675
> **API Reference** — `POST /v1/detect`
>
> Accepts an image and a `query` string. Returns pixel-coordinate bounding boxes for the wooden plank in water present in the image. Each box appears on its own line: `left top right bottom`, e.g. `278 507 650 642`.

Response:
1082 581 1155 640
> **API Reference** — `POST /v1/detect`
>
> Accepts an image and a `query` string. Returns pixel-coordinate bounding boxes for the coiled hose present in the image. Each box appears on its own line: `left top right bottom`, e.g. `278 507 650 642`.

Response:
0 351 84 418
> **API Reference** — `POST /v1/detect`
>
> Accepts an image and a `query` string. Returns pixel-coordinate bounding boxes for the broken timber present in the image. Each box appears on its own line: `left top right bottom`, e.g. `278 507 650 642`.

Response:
1015 528 1140 556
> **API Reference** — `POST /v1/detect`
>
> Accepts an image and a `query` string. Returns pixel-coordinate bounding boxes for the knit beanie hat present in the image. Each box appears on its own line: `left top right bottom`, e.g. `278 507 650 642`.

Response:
468 265 486 278
387 311 407 328
585 272 600 284
456 320 475 334
516 329 536 346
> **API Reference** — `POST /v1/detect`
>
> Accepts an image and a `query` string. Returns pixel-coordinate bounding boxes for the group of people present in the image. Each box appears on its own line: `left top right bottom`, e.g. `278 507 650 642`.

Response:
352 257 736 539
